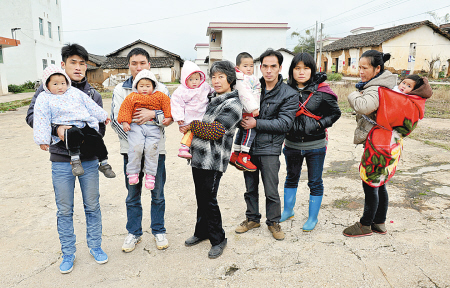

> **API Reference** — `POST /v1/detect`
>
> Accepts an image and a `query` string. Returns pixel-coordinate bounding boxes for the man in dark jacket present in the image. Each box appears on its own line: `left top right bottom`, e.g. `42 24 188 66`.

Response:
235 49 299 240
26 44 108 273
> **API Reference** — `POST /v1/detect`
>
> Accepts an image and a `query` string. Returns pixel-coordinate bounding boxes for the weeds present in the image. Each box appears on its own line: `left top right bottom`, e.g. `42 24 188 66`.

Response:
0 99 32 112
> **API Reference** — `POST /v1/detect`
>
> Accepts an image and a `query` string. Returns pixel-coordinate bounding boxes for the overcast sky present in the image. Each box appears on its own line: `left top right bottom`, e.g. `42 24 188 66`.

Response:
60 0 450 60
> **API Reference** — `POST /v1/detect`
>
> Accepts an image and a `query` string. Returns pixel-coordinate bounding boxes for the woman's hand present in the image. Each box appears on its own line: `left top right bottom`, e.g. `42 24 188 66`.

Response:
177 120 185 126
179 124 190 134
133 108 155 125
40 144 49 151
122 122 131 132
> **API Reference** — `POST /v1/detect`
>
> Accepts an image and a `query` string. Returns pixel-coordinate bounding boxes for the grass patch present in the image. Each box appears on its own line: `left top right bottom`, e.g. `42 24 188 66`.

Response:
0 98 32 112
100 91 112 99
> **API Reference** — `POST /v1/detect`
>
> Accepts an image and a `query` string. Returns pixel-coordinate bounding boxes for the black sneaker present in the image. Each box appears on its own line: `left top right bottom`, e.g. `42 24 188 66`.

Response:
208 238 227 259
98 164 116 178
185 235 207 247
71 159 84 176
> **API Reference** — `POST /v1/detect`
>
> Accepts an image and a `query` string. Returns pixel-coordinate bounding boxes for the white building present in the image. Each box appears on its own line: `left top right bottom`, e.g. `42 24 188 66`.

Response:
205 22 290 67
194 43 209 76
0 37 21 95
0 0 63 85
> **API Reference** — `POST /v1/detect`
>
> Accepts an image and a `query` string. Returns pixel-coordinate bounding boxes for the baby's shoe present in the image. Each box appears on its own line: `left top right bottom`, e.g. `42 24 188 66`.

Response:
178 146 192 159
235 153 257 172
229 151 244 170
145 174 156 190
71 159 84 176
127 173 139 185
98 163 116 178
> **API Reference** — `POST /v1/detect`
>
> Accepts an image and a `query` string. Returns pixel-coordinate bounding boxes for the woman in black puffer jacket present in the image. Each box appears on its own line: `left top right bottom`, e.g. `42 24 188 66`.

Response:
280 52 341 232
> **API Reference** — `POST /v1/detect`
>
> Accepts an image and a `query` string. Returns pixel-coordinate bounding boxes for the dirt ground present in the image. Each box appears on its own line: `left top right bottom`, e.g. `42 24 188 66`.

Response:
1 99 450 288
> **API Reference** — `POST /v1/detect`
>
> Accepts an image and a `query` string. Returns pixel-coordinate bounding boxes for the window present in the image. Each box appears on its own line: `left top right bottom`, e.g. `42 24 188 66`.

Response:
51 60 55 65
48 22 52 38
0 47 3 64
348 58 351 66
42 59 48 70
39 18 44 36
58 26 61 41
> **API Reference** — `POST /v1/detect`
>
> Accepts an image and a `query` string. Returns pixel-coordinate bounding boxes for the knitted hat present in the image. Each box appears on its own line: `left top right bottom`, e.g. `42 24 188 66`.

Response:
132 69 159 93
42 65 71 93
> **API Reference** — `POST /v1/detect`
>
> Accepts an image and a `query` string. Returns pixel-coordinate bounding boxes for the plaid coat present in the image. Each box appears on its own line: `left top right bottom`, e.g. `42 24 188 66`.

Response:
190 90 242 173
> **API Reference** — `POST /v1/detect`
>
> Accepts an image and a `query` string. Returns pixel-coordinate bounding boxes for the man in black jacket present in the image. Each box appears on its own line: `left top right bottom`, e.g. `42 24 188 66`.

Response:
235 49 299 240
26 44 108 273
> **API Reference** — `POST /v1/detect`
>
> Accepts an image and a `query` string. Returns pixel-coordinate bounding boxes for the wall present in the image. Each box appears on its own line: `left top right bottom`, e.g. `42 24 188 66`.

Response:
382 25 450 76
1 0 63 84
86 69 104 84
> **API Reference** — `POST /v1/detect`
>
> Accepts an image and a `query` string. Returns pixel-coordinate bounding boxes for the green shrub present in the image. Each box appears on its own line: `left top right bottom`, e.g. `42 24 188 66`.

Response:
8 84 24 93
327 73 343 81
22 81 35 90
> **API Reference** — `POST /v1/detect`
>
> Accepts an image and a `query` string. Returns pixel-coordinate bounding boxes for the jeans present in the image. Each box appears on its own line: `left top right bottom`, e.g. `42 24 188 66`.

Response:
192 167 225 246
243 155 281 225
283 146 327 196
124 154 166 236
360 182 388 226
52 160 102 255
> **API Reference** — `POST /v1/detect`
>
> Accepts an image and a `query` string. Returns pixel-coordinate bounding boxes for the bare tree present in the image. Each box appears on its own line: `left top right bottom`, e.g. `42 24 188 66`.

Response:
427 12 450 26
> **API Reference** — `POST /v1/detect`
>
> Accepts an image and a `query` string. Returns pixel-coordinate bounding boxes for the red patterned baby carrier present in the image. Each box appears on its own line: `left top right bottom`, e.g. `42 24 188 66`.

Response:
360 87 426 187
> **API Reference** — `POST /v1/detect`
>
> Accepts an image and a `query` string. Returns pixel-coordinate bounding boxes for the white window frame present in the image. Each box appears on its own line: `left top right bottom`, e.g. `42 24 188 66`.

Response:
48 22 52 38
39 18 44 36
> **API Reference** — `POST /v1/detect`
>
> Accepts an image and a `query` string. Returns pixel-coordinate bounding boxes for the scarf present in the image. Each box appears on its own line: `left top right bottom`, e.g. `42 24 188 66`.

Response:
355 71 383 91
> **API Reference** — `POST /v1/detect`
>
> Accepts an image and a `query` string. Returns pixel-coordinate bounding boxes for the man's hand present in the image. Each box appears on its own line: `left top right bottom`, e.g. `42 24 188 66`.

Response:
122 122 131 132
57 125 72 141
40 144 49 151
105 117 111 125
133 108 155 125
252 109 260 117
179 124 190 134
241 116 257 130
162 117 173 126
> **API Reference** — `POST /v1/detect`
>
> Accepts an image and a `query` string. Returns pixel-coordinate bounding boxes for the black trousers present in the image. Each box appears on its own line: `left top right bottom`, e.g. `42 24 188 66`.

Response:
192 167 225 246
360 182 388 226
64 126 108 161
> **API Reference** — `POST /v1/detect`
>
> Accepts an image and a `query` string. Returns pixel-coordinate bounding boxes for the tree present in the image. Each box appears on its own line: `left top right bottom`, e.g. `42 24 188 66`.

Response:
427 12 450 26
291 29 316 55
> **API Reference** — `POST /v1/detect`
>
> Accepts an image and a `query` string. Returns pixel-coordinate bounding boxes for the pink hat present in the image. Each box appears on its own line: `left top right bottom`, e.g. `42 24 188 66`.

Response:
42 65 71 93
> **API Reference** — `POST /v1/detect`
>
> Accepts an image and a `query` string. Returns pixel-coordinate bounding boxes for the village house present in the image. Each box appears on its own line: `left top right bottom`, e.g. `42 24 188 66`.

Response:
194 43 209 76
98 40 183 85
0 37 21 95
319 20 450 78
86 53 107 85
0 0 63 85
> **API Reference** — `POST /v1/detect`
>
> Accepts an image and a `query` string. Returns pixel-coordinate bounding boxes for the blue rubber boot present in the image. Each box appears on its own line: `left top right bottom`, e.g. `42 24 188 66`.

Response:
302 195 323 231
280 188 297 222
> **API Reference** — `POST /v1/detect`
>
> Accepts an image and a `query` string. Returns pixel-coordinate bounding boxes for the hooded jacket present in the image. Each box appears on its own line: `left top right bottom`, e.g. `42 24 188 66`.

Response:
409 77 433 99
285 72 341 143
348 70 397 144
117 70 171 124
26 67 105 162
32 65 108 154
170 61 213 125
235 68 261 113
250 74 299 156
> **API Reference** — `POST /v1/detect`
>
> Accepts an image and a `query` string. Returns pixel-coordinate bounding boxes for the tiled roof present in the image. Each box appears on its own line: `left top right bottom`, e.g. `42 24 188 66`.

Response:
87 63 99 71
106 39 182 61
322 20 450 52
101 56 175 69
88 53 107 65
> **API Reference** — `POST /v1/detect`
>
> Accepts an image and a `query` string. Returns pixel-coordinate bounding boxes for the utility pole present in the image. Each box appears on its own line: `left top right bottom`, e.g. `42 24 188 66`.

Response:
314 21 318 63
318 23 324 72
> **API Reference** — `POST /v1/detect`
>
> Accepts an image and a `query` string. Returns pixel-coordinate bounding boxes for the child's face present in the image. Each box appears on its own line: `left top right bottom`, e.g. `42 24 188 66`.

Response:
47 75 68 95
187 73 201 89
237 57 254 76
398 79 416 94
137 78 154 95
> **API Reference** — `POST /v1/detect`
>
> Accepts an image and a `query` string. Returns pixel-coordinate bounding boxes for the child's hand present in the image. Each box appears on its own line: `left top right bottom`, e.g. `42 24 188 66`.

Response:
252 109 260 117
122 122 131 132
40 144 49 151
162 117 173 126
177 120 185 126
105 117 111 125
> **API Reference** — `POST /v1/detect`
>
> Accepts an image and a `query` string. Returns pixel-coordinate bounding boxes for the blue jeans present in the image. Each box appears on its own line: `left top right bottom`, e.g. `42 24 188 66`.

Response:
283 146 326 196
52 160 102 255
124 154 166 236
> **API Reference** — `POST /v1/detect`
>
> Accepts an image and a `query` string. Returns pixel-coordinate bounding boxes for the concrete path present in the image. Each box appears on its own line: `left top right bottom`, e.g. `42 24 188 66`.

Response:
0 92 35 104
1 99 450 287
